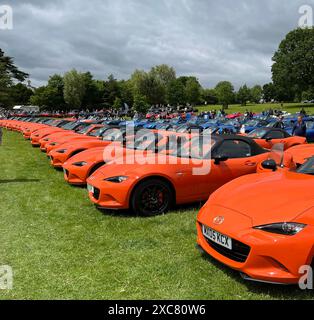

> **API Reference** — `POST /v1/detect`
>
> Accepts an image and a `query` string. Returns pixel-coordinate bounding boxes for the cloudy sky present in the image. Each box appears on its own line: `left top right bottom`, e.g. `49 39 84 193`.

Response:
0 0 310 88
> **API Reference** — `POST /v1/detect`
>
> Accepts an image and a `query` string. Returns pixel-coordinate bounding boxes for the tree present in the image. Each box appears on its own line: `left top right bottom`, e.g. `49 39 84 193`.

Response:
103 74 120 107
262 83 276 102
82 72 104 108
272 28 314 101
30 86 59 109
215 81 235 109
63 69 86 109
150 64 176 98
201 88 218 105
166 79 186 106
250 85 262 103
185 77 201 105
0 49 28 82
9 83 33 105
47 74 65 108
131 71 165 105
29 74 65 110
301 87 314 101
133 94 149 114
119 80 134 107
0 48 28 107
113 97 122 110
237 84 251 106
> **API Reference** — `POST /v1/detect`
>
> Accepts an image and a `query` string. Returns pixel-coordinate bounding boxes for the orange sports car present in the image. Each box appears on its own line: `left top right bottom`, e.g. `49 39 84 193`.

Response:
63 132 188 185
39 123 104 152
86 135 270 216
22 119 56 139
197 155 314 284
48 127 136 168
30 119 75 146
246 127 306 150
256 143 314 174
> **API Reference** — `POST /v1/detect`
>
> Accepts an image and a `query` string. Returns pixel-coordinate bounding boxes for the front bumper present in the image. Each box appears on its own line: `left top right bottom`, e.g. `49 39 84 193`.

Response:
49 152 69 168
197 206 314 284
63 165 89 185
86 178 133 209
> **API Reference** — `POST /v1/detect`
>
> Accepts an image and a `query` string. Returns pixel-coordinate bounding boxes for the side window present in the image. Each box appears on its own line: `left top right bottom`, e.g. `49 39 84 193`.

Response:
265 130 285 139
215 140 252 158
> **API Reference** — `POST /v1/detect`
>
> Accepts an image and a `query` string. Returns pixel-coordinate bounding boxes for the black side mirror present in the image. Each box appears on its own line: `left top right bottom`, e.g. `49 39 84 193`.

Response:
265 137 272 142
261 159 277 171
214 154 229 165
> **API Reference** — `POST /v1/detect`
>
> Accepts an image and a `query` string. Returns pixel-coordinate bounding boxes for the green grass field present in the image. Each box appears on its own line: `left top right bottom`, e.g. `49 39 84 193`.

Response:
0 130 313 300
196 102 314 115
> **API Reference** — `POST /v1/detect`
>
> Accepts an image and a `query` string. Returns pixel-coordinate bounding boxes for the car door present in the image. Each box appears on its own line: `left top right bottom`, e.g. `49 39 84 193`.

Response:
187 139 267 201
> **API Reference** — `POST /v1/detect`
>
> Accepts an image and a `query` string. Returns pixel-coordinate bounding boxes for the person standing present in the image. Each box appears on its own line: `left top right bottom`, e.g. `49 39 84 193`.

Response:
292 116 307 138
273 115 285 129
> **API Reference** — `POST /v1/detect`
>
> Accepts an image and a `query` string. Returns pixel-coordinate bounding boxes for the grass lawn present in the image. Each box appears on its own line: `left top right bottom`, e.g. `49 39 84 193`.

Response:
196 102 314 115
0 130 313 300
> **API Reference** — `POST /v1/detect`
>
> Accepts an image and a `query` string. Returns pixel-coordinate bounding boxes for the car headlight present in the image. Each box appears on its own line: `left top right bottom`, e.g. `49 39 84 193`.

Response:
57 149 67 154
254 222 306 236
72 161 87 167
104 176 128 183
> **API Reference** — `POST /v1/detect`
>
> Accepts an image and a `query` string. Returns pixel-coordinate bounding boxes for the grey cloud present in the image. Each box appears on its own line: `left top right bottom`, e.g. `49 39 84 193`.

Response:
0 0 309 88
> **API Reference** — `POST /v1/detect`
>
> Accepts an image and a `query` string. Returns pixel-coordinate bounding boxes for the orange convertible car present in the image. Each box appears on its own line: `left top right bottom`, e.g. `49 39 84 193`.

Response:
86 135 270 216
197 156 314 284
63 132 188 185
246 127 306 150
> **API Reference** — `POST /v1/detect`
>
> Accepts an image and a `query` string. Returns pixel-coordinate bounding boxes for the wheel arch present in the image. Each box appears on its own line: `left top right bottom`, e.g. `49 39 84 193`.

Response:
128 175 177 208
87 161 106 177
69 148 87 158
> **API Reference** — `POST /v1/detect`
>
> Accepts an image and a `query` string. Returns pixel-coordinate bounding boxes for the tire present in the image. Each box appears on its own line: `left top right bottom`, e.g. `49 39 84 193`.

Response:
130 178 174 216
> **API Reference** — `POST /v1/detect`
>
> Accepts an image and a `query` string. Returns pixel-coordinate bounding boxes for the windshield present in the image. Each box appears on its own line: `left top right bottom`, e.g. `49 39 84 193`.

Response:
296 157 314 175
126 133 162 151
245 120 258 127
172 135 217 159
88 126 107 137
52 120 65 127
268 143 285 166
77 124 95 134
247 128 267 138
61 121 80 130
102 128 124 141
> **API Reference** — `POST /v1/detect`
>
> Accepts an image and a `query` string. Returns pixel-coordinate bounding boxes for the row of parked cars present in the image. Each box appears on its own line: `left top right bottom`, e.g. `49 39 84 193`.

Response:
1 115 314 286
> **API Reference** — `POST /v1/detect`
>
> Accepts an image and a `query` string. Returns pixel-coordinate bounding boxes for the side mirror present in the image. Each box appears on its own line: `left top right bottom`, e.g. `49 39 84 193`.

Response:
261 159 277 171
265 137 272 142
214 154 229 165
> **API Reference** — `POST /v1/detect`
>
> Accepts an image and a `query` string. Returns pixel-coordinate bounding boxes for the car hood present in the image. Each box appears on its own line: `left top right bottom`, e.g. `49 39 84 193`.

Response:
285 144 314 165
89 153 189 179
209 171 314 226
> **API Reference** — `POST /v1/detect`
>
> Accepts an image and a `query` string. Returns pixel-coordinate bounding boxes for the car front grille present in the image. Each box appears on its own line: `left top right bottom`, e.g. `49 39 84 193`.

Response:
93 187 100 200
204 234 251 263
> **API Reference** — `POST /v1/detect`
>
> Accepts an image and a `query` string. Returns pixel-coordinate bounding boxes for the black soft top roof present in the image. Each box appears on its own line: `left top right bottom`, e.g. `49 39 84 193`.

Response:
210 134 268 156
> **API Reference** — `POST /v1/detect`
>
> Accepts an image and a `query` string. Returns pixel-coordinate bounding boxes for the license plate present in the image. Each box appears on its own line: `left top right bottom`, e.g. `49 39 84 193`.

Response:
87 184 94 193
202 225 232 250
